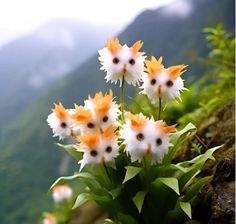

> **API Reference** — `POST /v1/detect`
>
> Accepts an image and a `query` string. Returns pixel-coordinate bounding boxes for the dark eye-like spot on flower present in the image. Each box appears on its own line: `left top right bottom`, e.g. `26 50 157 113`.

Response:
136 133 144 141
166 80 174 87
129 58 135 65
60 122 67 128
103 116 109 122
156 138 162 146
112 57 119 64
150 79 156 85
90 150 97 157
87 122 95 128
106 146 112 153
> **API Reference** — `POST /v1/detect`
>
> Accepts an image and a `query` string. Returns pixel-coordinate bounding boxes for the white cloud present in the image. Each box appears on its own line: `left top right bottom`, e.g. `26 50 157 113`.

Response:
161 0 193 18
0 0 173 47
37 27 75 49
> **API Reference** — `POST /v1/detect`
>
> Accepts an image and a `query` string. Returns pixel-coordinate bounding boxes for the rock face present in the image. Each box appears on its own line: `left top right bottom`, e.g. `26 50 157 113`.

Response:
69 201 107 224
176 99 235 224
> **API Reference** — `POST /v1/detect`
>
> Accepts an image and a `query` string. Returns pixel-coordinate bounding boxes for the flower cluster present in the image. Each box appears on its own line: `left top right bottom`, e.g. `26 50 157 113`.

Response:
121 113 176 164
43 213 57 224
47 90 120 170
52 184 72 203
45 37 222 224
141 56 187 102
47 38 187 170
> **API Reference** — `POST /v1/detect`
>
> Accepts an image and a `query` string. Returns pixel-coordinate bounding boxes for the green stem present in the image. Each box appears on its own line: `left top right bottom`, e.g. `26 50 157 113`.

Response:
103 164 113 187
158 97 162 120
142 156 151 189
120 75 125 123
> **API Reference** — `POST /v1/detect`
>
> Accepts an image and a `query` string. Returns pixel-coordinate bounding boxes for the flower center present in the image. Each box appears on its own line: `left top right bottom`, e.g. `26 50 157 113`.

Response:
106 146 112 153
150 79 156 85
156 138 162 146
136 133 144 141
60 122 67 128
129 58 135 65
112 57 119 64
90 150 97 157
166 80 174 87
102 116 109 122
87 122 95 128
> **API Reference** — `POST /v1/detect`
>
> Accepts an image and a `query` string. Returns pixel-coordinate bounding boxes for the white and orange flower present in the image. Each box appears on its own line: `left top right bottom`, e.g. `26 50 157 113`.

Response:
43 213 57 224
71 90 120 133
47 103 77 140
52 184 73 203
120 112 176 164
98 38 146 86
140 56 187 102
75 126 119 170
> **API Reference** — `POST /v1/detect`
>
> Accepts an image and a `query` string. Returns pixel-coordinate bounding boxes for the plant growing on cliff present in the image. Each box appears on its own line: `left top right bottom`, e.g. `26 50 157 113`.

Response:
46 38 220 224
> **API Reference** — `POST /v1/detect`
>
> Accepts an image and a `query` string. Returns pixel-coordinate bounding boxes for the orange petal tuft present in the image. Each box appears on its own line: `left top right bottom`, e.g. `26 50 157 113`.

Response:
53 184 70 192
71 105 92 124
127 113 147 129
45 214 56 222
106 38 122 54
167 64 188 78
145 56 164 77
102 126 117 139
77 132 99 148
157 120 177 134
131 40 143 54
52 102 68 120
93 89 113 115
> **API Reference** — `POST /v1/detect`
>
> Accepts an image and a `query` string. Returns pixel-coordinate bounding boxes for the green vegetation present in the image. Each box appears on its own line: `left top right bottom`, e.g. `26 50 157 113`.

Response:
130 25 235 128
0 0 234 223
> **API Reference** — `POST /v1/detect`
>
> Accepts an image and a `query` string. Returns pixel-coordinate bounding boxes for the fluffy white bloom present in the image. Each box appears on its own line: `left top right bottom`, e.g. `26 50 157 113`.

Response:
120 113 176 164
52 184 73 203
98 38 146 86
140 56 187 103
43 214 57 224
47 103 77 140
71 90 120 134
75 126 119 171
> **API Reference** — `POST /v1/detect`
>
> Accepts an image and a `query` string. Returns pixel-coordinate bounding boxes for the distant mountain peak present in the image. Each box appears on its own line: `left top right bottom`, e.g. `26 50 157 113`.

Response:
160 0 193 19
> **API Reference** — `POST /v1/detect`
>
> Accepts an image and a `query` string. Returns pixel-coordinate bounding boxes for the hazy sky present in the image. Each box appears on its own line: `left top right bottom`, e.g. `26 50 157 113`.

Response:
0 0 175 47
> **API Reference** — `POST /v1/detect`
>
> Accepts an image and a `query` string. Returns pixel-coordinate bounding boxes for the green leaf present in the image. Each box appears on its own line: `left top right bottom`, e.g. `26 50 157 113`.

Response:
109 186 122 199
123 166 142 183
163 123 196 164
170 123 196 145
72 193 91 209
179 165 201 190
184 220 200 224
50 172 94 190
73 193 110 209
132 191 147 213
117 213 138 224
183 176 212 201
187 145 221 165
154 177 180 195
180 201 192 219
56 143 82 161
104 219 119 224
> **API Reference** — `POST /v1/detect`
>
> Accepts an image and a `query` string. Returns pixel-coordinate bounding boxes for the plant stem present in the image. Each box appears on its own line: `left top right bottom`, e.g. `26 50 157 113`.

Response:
194 134 208 150
103 164 113 187
158 97 162 120
120 75 125 123
142 156 151 189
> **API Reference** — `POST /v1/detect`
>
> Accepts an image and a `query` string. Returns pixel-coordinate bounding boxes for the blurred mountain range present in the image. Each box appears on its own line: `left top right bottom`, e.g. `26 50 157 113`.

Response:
0 20 118 128
0 0 234 223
